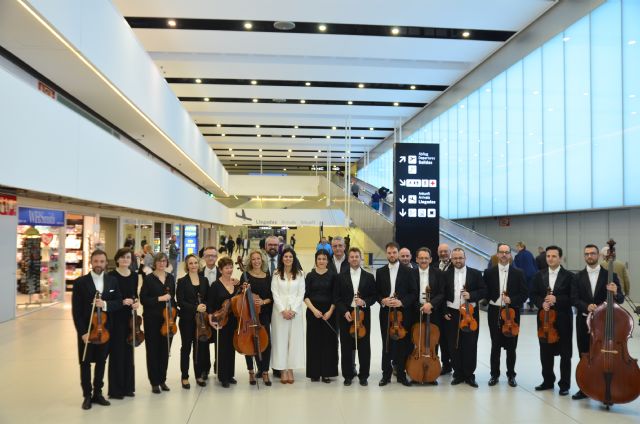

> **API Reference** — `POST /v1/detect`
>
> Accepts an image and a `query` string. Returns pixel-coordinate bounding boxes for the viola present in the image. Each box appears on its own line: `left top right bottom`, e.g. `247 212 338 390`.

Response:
537 287 559 344
500 291 519 338
231 275 268 358
211 298 231 328
349 292 366 339
576 239 640 408
128 295 144 347
406 286 441 383
195 293 212 342
388 292 408 340
88 291 110 344
459 285 478 333
160 286 177 337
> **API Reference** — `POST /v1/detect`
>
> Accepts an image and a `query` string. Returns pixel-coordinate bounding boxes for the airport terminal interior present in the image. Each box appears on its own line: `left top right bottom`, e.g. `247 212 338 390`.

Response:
0 0 639 422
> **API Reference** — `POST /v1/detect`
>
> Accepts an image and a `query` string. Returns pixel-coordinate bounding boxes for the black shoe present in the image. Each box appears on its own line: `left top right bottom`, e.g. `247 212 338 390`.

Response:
124 392 135 397
508 377 517 388
440 366 452 376
322 377 331 384
466 378 478 388
181 380 191 390
229 378 237 385
151 386 161 394
398 378 412 387
572 390 588 400
343 379 352 386
451 377 465 385
378 378 390 387
359 379 368 386
160 383 170 391
82 397 92 410
559 389 569 396
488 376 499 386
221 381 230 388
535 383 554 391
109 394 124 400
91 395 111 406
311 377 320 382
202 373 209 381
196 379 206 387
272 369 281 378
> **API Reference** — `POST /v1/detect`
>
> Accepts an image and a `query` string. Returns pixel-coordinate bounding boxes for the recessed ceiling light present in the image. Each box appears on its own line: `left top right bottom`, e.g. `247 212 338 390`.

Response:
244 22 253 30
288 149 292 152
358 83 365 88
341 156 345 159
294 125 299 129
216 123 221 127
257 134 261 137
167 19 176 27
369 127 374 131
410 85 416 90
292 135 296 138
283 168 287 171
393 102 399 106
629 39 637 45
195 78 202 84
252 98 258 103
228 148 232 151
305 82 311 86
204 97 210 102
348 101 353 105
326 135 330 139
391 27 400 35
221 133 226 136
231 154 235 157
255 124 260 128
300 99 306 104
286 155 290 158
361 136 364 139
347 150 351 154
314 155 318 159
251 80 257 85
259 148 262 152
318 24 327 32
259 154 263 158
332 126 336 130
318 149 321 153
234 164 238 167
462 31 470 38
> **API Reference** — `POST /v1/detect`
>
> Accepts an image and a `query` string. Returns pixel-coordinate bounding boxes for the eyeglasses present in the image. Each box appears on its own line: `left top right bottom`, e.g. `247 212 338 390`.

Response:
204 254 217 258
584 252 599 256
498 251 511 254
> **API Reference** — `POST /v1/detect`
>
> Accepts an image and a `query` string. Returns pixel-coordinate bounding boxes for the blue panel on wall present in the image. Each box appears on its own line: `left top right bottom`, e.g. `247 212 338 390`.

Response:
479 82 493 217
523 49 544 213
506 62 524 215
492 73 507 216
457 100 469 218
468 92 480 217
623 0 640 205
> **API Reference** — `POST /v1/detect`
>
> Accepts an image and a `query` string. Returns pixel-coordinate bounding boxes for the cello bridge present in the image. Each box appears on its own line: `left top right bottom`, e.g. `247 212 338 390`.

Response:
600 349 618 354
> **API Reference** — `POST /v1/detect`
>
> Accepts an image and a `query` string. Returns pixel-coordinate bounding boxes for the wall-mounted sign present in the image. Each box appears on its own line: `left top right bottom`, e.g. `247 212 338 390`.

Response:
0 194 17 216
18 207 65 227
394 143 440 257
183 224 198 255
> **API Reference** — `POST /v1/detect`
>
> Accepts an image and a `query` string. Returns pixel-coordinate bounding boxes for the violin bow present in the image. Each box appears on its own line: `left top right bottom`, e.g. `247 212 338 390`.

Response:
82 291 99 362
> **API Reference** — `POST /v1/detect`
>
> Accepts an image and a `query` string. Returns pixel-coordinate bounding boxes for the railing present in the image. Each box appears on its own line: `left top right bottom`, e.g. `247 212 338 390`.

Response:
331 175 394 220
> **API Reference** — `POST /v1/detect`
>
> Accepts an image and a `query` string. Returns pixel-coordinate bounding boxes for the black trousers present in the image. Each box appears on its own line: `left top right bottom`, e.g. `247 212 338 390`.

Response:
144 316 172 386
539 339 572 390
445 307 480 380
379 308 411 380
245 322 272 376
108 314 135 396
80 343 108 398
306 303 338 379
576 315 590 355
487 305 519 378
339 313 371 380
178 317 209 379
217 316 237 383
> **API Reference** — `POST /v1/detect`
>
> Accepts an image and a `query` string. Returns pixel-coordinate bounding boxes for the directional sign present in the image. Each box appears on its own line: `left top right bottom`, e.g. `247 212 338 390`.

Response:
394 143 439 258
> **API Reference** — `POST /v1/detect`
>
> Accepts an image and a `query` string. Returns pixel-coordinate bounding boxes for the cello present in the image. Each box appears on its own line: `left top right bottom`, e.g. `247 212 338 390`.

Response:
231 273 269 359
500 291 519 338
406 287 441 383
537 287 559 344
576 240 640 408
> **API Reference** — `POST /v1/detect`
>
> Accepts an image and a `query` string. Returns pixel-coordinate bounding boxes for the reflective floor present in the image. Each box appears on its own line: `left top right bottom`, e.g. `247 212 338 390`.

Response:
1 251 638 424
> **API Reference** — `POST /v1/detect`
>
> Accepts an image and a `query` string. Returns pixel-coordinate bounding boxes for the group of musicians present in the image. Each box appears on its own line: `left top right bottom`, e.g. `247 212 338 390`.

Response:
72 239 626 410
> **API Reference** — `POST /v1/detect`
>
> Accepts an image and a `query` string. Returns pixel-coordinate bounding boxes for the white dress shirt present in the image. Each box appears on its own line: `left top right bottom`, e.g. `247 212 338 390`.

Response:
447 266 467 310
388 261 400 296
333 255 345 273
91 271 107 311
489 264 509 306
548 267 560 291
587 265 601 296
418 268 430 304
204 266 217 286
350 267 361 307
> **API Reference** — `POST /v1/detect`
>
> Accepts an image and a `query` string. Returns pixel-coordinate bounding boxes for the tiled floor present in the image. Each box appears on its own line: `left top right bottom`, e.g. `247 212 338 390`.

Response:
1 251 638 423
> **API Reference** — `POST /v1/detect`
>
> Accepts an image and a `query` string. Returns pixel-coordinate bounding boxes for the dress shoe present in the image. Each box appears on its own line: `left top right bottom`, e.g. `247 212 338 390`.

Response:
488 376 499 386
196 379 206 387
398 378 412 387
160 383 170 391
262 374 272 386
221 381 230 388
322 377 331 384
343 379 352 386
82 397 92 410
559 389 569 396
229 378 238 385
466 378 479 388
535 383 554 391
109 394 124 400
202 373 209 381
451 377 465 385
272 369 281 378
91 395 111 406
508 377 517 388
249 371 257 385
359 379 368 386
124 392 135 397
378 378 390 387
440 366 452 376
151 386 161 394
572 390 588 400
311 377 320 382
181 380 191 389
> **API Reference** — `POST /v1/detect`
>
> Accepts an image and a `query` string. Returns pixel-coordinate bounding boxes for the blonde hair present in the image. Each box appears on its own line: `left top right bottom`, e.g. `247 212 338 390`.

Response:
244 249 268 273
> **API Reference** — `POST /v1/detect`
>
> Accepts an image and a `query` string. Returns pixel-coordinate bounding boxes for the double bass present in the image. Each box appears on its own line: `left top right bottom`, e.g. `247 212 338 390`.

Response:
575 240 640 408
406 287 441 383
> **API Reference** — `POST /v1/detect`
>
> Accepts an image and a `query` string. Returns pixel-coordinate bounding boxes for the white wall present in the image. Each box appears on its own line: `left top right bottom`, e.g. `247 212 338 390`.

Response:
0 213 18 323
457 208 640 299
227 175 320 196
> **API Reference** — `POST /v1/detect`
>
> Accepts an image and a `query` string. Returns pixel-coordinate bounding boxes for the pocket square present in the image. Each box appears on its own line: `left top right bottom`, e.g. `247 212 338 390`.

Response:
109 289 114 292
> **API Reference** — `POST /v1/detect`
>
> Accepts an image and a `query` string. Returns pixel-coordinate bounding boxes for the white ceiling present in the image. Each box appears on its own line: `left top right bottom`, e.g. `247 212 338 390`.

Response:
111 0 556 175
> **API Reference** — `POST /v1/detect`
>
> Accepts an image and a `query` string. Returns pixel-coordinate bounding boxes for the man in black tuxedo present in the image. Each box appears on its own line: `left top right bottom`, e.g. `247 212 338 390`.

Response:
198 246 219 379
376 242 417 387
329 236 349 275
399 247 418 270
72 250 122 410
335 247 377 386
443 248 486 388
530 245 575 396
437 243 452 272
570 244 624 400
412 247 444 384
484 243 528 388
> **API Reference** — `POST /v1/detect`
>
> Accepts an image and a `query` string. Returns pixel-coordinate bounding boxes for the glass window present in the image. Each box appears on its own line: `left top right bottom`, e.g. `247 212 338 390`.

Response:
492 73 507 215
506 61 524 215
523 49 544 213
457 99 469 218
479 82 493 216
468 91 481 217
623 0 640 205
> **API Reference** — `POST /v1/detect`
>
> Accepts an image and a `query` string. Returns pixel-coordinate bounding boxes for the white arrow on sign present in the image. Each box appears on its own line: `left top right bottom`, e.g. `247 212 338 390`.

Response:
399 209 407 217
399 179 406 186
399 195 407 203
399 156 407 163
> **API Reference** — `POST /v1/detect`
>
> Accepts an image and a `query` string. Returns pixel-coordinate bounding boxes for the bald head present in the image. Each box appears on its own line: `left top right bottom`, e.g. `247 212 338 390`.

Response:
399 248 412 266
437 243 450 261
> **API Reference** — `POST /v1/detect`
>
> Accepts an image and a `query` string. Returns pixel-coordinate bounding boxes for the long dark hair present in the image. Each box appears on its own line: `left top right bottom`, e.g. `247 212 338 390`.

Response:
276 247 303 280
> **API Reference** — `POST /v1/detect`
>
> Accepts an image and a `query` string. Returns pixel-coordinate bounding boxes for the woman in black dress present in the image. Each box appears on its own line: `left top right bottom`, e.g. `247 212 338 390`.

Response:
207 256 239 388
140 252 176 393
304 249 339 382
107 248 140 399
242 249 273 386
176 254 209 389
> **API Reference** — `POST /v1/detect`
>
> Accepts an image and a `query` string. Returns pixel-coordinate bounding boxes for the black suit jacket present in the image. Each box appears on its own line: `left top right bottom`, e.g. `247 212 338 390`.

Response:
199 267 219 287
443 266 486 305
335 268 377 317
176 275 209 320
483 265 528 308
375 263 417 311
572 267 623 316
412 266 444 324
530 267 574 342
329 256 349 275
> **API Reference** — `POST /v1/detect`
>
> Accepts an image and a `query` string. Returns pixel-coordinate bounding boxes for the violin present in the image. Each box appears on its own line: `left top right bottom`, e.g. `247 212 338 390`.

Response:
128 295 144 347
388 292 408 340
459 285 478 333
88 291 110 344
576 239 640 408
231 274 269 358
211 298 231 328
406 287 441 383
349 292 366 339
500 291 519 338
195 293 212 342
160 286 177 337
537 287 559 344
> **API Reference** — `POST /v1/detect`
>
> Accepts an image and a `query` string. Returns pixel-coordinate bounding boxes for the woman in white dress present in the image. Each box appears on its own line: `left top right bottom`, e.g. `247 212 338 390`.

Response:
270 247 305 384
